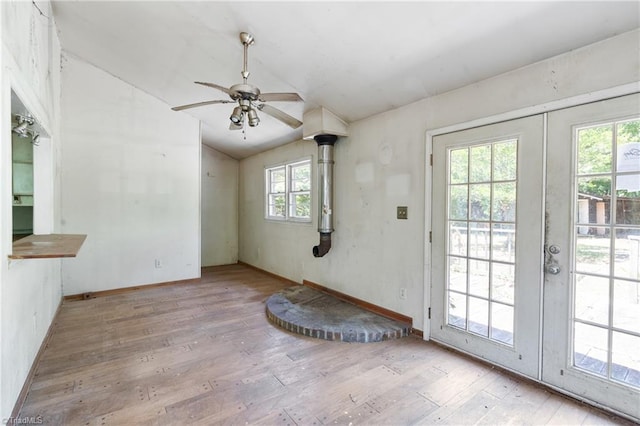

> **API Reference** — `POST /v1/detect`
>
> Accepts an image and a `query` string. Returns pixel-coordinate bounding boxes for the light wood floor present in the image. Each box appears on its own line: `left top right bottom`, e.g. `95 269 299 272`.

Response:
19 264 634 425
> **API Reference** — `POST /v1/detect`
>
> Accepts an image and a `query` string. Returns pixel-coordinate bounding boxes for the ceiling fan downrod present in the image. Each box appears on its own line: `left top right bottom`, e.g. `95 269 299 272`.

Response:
240 32 254 83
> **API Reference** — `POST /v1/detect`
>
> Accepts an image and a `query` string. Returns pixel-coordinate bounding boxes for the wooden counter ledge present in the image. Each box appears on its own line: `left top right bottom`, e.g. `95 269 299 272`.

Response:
10 234 87 259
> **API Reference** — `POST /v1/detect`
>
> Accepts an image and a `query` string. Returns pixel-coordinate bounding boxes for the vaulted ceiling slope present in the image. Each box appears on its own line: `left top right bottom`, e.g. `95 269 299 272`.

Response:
52 1 639 159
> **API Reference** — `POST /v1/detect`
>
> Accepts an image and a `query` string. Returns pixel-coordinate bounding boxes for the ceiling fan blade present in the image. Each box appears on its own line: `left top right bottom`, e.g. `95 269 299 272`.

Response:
258 92 303 102
171 99 232 111
195 81 232 95
257 104 303 129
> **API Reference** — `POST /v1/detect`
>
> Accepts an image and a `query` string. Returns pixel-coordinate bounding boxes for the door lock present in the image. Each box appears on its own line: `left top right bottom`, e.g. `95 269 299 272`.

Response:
547 245 561 255
546 264 561 275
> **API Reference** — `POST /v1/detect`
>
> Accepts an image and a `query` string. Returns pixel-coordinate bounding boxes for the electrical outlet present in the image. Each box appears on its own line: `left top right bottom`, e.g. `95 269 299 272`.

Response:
155 259 162 268
400 288 407 300
397 206 408 219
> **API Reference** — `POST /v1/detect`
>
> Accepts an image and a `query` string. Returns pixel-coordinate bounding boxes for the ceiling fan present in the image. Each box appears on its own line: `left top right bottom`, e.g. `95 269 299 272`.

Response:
172 32 303 131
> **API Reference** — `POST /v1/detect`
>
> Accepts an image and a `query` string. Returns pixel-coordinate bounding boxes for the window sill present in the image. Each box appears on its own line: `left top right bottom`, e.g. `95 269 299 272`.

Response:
10 234 87 259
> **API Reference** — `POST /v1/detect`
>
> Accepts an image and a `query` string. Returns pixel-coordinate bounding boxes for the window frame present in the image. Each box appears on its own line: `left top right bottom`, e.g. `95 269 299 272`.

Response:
265 157 312 223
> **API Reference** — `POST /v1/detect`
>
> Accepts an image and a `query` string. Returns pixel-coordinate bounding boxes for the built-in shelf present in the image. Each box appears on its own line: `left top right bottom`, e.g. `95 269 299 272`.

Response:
10 234 87 259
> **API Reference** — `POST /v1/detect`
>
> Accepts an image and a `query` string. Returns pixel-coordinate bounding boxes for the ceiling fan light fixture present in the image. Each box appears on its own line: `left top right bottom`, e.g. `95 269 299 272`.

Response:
230 106 244 124
247 108 260 127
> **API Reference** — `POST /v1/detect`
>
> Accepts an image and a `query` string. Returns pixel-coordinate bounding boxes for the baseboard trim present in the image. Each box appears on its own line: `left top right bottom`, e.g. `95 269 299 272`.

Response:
302 279 413 327
237 261 299 286
64 277 201 301
11 298 63 420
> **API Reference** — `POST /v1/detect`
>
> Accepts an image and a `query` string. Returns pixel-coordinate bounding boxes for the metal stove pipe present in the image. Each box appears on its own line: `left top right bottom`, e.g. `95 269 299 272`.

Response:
313 134 337 257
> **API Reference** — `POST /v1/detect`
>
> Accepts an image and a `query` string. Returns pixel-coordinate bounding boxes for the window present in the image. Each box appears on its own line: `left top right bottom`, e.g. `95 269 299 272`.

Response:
265 159 311 222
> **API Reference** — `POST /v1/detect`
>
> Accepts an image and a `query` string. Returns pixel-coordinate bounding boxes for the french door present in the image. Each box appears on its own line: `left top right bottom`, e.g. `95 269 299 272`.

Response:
431 93 640 421
431 115 545 379
543 94 640 419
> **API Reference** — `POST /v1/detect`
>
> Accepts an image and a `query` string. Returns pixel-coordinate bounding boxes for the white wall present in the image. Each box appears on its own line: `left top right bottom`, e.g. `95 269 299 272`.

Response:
239 29 640 332
201 145 239 267
59 55 201 295
0 0 63 419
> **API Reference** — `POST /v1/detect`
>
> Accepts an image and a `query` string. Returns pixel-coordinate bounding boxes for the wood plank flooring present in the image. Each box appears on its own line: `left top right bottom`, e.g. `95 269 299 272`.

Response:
18 264 634 425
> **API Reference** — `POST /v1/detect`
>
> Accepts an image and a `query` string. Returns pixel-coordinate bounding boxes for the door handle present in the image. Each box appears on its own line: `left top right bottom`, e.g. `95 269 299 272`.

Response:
544 244 561 275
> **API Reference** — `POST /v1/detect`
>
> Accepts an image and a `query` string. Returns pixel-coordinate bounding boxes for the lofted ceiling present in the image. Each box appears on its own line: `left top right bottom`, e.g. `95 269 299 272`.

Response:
51 1 639 159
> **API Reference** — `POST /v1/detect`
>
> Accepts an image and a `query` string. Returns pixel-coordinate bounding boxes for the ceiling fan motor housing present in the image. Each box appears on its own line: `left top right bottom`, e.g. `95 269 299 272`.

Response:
229 83 261 102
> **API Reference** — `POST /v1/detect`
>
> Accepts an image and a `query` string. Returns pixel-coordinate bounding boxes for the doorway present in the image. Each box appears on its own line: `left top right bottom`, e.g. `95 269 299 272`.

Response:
430 93 640 421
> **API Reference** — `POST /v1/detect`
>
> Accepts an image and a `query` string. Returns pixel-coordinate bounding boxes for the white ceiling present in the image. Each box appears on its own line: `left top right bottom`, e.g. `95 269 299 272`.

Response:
51 1 639 159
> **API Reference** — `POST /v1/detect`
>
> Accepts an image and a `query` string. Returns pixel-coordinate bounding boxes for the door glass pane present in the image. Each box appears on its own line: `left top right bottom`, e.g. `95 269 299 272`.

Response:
574 274 609 325
613 280 640 334
611 332 640 388
614 228 640 279
468 297 489 337
448 291 467 329
469 184 490 220
572 118 640 389
470 145 491 182
449 185 468 220
492 223 515 262
493 140 517 181
450 148 469 184
449 221 468 256
577 124 612 174
492 263 514 304
492 182 516 222
446 139 517 347
468 222 490 259
491 302 514 345
469 259 489 297
576 233 610 275
574 322 608 377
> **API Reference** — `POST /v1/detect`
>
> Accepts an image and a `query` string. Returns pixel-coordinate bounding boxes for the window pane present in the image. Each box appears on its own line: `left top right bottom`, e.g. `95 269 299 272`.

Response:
492 223 515 262
469 260 489 298
270 167 286 193
574 322 608 377
468 297 489 337
493 140 517 181
577 178 611 220
613 228 640 279
448 257 467 293
469 183 490 221
613 280 640 334
449 185 468 220
574 274 609 326
576 233 610 276
491 262 514 304
450 148 468 184
615 186 640 225
290 192 311 218
448 221 467 256
468 222 490 259
492 182 516 222
611 332 640 388
577 125 613 175
268 194 285 217
290 163 311 191
470 145 491 183
448 291 466 329
491 302 514 345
